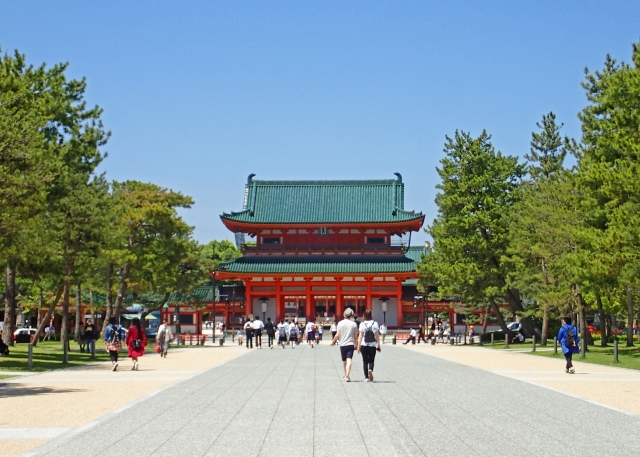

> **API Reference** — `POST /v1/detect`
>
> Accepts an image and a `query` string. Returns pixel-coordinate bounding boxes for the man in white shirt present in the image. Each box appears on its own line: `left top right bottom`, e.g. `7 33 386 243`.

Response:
330 322 337 340
305 321 316 348
379 322 388 344
330 308 358 382
403 327 417 345
252 317 264 348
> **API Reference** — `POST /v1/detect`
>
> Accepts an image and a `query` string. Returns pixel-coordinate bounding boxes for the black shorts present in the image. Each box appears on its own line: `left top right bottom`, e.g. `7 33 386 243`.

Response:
340 345 355 361
254 330 262 336
278 335 287 343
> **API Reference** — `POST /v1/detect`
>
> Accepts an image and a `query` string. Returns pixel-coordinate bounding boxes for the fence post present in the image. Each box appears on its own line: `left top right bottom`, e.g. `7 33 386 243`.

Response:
28 344 33 369
553 337 558 354
532 335 536 352
505 334 509 348
614 340 619 363
491 332 495 346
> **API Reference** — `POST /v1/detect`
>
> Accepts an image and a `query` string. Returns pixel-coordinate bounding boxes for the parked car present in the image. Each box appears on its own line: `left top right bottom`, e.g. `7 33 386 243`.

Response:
13 328 37 343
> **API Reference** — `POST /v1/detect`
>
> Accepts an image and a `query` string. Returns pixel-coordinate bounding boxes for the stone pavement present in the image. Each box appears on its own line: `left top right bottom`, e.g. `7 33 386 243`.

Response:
0 345 246 457
23 343 640 457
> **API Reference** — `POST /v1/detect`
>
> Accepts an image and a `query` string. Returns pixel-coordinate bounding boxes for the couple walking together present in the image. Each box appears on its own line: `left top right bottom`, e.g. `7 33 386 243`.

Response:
330 308 381 382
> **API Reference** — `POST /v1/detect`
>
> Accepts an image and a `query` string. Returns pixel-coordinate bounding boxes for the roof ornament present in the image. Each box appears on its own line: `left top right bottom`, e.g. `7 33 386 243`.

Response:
247 173 256 184
394 172 402 184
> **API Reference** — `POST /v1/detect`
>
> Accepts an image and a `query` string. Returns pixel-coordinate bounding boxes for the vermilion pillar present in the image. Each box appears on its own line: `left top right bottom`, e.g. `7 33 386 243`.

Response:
305 277 313 321
336 277 344 320
275 278 283 323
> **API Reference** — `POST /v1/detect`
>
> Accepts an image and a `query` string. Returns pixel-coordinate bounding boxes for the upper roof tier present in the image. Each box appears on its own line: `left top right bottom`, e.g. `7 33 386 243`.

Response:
221 173 424 228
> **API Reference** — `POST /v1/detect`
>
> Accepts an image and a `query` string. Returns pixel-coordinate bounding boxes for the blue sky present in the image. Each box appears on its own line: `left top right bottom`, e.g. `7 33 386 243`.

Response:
2 1 639 246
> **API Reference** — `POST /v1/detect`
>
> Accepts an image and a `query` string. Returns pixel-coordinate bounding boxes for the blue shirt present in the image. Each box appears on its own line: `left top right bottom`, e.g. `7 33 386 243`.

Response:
558 325 580 354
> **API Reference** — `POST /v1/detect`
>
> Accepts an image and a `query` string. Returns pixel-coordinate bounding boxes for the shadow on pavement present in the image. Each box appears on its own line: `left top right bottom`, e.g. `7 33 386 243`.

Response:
0 384 87 398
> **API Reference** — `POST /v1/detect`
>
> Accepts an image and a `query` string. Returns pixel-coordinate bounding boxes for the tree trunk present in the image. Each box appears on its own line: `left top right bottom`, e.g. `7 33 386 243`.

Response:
74 284 82 343
627 286 634 347
32 286 64 346
596 293 607 347
3 262 17 346
488 297 511 339
481 306 489 334
541 305 549 346
100 263 113 338
175 303 181 336
606 314 612 343
113 263 130 323
504 288 540 339
576 292 592 348
62 279 70 363
36 288 43 329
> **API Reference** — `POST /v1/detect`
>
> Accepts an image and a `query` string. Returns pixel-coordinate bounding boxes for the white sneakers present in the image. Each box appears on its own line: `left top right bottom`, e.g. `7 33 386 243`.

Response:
111 362 118 372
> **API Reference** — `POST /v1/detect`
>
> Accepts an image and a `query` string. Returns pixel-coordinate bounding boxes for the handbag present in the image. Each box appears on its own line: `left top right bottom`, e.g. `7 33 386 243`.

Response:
155 342 161 353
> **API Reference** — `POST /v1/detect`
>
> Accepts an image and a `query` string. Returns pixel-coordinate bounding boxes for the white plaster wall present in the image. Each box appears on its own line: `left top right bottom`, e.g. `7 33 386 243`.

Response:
253 298 277 323
372 298 398 326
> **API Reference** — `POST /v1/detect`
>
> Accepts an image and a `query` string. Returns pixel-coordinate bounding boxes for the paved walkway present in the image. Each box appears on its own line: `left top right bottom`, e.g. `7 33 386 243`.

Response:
403 343 640 416
22 343 640 457
0 346 246 457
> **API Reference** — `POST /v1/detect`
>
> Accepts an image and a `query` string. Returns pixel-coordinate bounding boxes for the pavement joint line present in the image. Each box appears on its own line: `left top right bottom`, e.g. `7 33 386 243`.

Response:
390 362 518 456
257 347 303 457
510 377 640 382
128 348 279 457
330 347 372 457
377 357 483 456
202 348 293 455
20 348 247 457
5 376 189 383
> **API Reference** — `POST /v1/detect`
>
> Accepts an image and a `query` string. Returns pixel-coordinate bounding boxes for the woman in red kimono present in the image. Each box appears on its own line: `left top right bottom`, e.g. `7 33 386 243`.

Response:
126 317 147 371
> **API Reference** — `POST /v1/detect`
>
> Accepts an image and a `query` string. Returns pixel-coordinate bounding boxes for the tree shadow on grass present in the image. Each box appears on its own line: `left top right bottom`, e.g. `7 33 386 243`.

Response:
0 383 87 398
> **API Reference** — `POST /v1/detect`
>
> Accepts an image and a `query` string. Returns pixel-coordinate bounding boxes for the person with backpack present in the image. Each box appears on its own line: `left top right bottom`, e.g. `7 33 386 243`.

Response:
288 320 298 348
157 319 173 358
244 318 253 349
125 317 147 371
104 317 125 371
558 316 580 374
277 319 289 348
357 309 380 382
305 320 316 348
265 317 275 349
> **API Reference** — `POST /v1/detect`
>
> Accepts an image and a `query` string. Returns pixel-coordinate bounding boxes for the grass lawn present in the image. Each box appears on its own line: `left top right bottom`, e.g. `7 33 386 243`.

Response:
0 340 112 372
486 341 640 371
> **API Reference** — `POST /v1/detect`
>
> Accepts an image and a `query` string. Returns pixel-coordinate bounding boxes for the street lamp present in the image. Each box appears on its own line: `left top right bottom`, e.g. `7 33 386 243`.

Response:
380 298 388 325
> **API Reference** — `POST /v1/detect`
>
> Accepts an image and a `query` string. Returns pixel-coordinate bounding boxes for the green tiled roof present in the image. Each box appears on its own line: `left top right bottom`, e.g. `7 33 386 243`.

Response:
404 246 427 263
217 255 418 274
221 173 423 225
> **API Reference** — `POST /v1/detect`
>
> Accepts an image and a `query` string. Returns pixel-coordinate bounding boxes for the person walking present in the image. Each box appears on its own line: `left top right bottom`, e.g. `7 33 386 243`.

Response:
104 317 125 371
157 319 173 358
418 325 428 344
317 324 323 344
125 317 147 371
252 316 264 348
305 320 316 348
244 319 253 349
84 320 96 354
357 309 381 382
277 319 289 348
330 321 337 340
558 316 580 374
403 328 417 345
265 317 276 348
288 320 299 348
379 322 388 344
330 308 358 382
